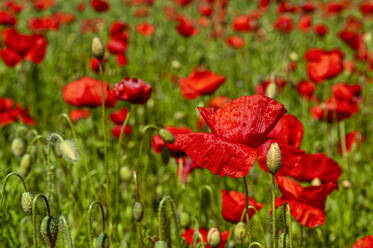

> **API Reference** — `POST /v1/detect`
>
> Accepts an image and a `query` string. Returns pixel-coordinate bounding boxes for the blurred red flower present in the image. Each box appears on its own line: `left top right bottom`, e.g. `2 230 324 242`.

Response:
298 15 312 32
232 15 252 32
337 131 365 155
226 35 244 49
136 22 155 36
314 23 328 37
181 228 229 248
113 77 152 104
179 68 226 99
110 108 128 124
69 109 90 122
0 98 35 126
255 77 287 96
112 124 132 138
297 81 316 101
222 190 263 223
176 16 199 37
91 0 110 12
0 11 16 26
29 16 60 32
268 114 304 149
34 0 55 10
352 235 373 248
274 15 293 32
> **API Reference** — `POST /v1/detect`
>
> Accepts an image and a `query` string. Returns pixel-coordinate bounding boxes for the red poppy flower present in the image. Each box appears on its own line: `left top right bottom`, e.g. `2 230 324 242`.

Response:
109 21 130 40
77 2 86 12
29 16 60 32
90 58 104 74
360 2 373 15
54 12 75 24
176 0 193 7
179 68 226 99
34 0 55 10
134 7 150 18
112 124 132 138
310 98 359 123
110 108 128 124
152 126 192 158
69 109 90 122
222 190 263 223
0 98 35 126
255 77 287 96
180 95 287 178
176 16 199 37
91 0 109 12
305 48 344 83
226 35 244 49
337 131 364 155
339 31 364 51
268 114 304 149
278 2 298 13
314 23 328 37
136 22 155 36
300 2 315 13
198 4 213 17
274 15 293 33
113 77 152 104
198 96 232 130
232 15 252 32
63 76 117 108
0 48 21 67
285 153 342 184
4 1 23 13
116 53 128 66
0 11 16 26
297 81 316 101
325 2 345 15
332 83 361 102
298 15 312 32
107 39 127 54
259 0 270 10
352 235 373 248
275 176 338 228
181 228 229 248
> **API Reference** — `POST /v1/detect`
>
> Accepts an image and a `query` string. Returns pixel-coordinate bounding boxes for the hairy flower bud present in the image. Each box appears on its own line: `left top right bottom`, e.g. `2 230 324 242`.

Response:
58 140 79 162
265 82 277 99
20 154 32 177
120 166 132 181
159 129 175 144
234 222 247 243
132 201 144 222
11 138 25 157
267 142 281 175
40 216 59 248
180 212 190 228
21 192 33 214
96 233 109 248
207 227 221 248
91 37 105 60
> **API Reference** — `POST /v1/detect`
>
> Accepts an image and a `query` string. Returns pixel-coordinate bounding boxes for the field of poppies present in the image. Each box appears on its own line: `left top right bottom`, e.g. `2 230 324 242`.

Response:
1 0 373 247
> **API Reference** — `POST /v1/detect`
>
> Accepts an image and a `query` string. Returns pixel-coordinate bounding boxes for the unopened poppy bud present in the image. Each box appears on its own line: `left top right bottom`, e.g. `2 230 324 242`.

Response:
207 227 221 248
265 82 277 99
154 240 168 248
267 142 281 175
21 192 33 214
91 37 105 60
11 138 25 157
58 140 79 162
120 166 132 181
341 180 351 189
132 201 144 222
96 233 109 248
159 129 175 144
40 216 59 248
180 212 190 227
161 147 170 165
311 177 321 186
20 154 32 177
234 222 247 243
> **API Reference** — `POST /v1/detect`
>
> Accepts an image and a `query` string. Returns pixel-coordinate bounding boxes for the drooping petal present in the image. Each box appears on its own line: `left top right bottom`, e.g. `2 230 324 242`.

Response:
268 114 304 148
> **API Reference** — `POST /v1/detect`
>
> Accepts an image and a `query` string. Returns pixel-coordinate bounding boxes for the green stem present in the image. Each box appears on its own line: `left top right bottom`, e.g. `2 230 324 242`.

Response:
88 201 106 248
283 203 287 248
32 193 50 248
248 242 264 248
158 196 181 247
272 175 276 248
0 173 28 211
59 215 74 248
287 204 292 248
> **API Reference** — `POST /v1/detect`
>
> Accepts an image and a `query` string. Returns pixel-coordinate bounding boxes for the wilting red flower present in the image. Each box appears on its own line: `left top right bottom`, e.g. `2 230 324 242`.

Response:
298 15 312 32
0 98 35 126
181 228 229 248
275 176 338 228
113 77 152 104
274 15 293 33
110 108 128 124
180 95 287 178
338 131 365 154
352 235 373 248
63 76 117 108
255 77 287 96
69 109 90 122
179 68 226 99
285 153 342 183
176 16 199 37
91 0 109 12
305 48 344 83
226 35 244 49
152 126 192 157
232 15 252 32
112 124 132 138
297 81 316 101
34 0 55 10
136 22 155 36
0 11 16 26
314 23 328 37
268 114 304 149
222 190 263 223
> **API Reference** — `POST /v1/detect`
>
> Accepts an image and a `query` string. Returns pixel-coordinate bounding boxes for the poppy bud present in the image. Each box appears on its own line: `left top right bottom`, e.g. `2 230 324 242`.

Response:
267 142 281 175
159 129 175 144
207 227 221 248
91 37 105 60
58 140 79 162
21 192 33 214
161 146 170 165
120 166 132 181
40 216 59 248
234 222 247 243
265 82 277 99
180 212 190 227
341 180 351 189
154 240 168 248
20 154 32 177
96 233 109 248
132 201 144 222
311 177 321 186
11 138 25 157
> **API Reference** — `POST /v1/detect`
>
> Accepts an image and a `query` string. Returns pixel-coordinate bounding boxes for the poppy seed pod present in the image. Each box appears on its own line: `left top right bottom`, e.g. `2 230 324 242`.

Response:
20 154 32 177
267 142 281 175
207 228 221 248
91 37 105 60
40 216 59 248
96 233 109 248
159 129 175 144
180 212 190 227
11 138 25 157
58 140 79 162
233 222 247 243
21 192 33 215
154 240 168 248
132 201 144 222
